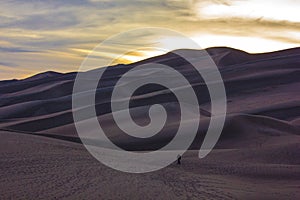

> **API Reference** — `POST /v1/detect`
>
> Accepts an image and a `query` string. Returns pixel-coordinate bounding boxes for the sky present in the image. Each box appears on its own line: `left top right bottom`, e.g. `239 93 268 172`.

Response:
0 0 300 80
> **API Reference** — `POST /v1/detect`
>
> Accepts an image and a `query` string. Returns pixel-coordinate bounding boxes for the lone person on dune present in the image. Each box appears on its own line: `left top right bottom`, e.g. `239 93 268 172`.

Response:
177 154 182 165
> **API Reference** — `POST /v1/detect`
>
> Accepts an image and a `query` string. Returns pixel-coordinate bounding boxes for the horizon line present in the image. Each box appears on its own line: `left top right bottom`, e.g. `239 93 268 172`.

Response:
1 45 300 81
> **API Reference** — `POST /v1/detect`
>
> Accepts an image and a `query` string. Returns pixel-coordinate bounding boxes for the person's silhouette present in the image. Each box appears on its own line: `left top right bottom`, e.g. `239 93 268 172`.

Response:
177 154 182 165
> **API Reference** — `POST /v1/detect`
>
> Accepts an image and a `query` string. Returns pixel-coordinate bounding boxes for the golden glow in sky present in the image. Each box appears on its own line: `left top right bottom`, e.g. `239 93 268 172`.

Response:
0 0 299 79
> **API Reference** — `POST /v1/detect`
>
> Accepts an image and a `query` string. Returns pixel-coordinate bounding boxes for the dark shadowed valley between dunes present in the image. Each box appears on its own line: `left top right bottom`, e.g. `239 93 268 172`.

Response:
0 47 300 199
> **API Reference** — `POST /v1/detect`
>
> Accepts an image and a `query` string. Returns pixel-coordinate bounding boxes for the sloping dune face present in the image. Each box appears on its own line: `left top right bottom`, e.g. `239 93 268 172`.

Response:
0 47 299 150
0 47 300 199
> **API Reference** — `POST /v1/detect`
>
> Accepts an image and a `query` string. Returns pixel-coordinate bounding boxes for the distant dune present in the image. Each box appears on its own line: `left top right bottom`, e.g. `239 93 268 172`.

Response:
0 47 299 143
0 47 299 199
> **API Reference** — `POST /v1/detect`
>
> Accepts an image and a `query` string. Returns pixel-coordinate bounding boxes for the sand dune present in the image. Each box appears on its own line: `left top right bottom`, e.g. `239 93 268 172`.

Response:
0 47 299 133
0 47 299 199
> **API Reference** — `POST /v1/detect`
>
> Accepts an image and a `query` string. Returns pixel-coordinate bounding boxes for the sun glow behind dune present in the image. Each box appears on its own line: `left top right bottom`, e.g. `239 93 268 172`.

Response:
191 35 300 53
71 47 168 66
111 48 168 64
72 32 298 69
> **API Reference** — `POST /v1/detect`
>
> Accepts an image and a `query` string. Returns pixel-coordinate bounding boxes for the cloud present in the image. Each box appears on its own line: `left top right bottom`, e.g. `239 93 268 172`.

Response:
0 12 80 30
0 46 40 53
0 61 18 67
0 0 299 80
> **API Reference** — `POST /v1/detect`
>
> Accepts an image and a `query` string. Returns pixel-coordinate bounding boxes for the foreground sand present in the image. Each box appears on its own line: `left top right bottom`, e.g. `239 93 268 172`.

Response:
0 130 299 200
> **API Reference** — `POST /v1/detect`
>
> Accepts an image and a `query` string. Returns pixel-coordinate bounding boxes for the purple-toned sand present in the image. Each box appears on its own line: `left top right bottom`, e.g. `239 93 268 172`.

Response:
0 47 299 199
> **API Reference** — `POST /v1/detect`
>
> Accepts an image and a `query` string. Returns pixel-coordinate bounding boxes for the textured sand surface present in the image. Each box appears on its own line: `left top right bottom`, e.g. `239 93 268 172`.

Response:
0 131 299 199
0 47 299 199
